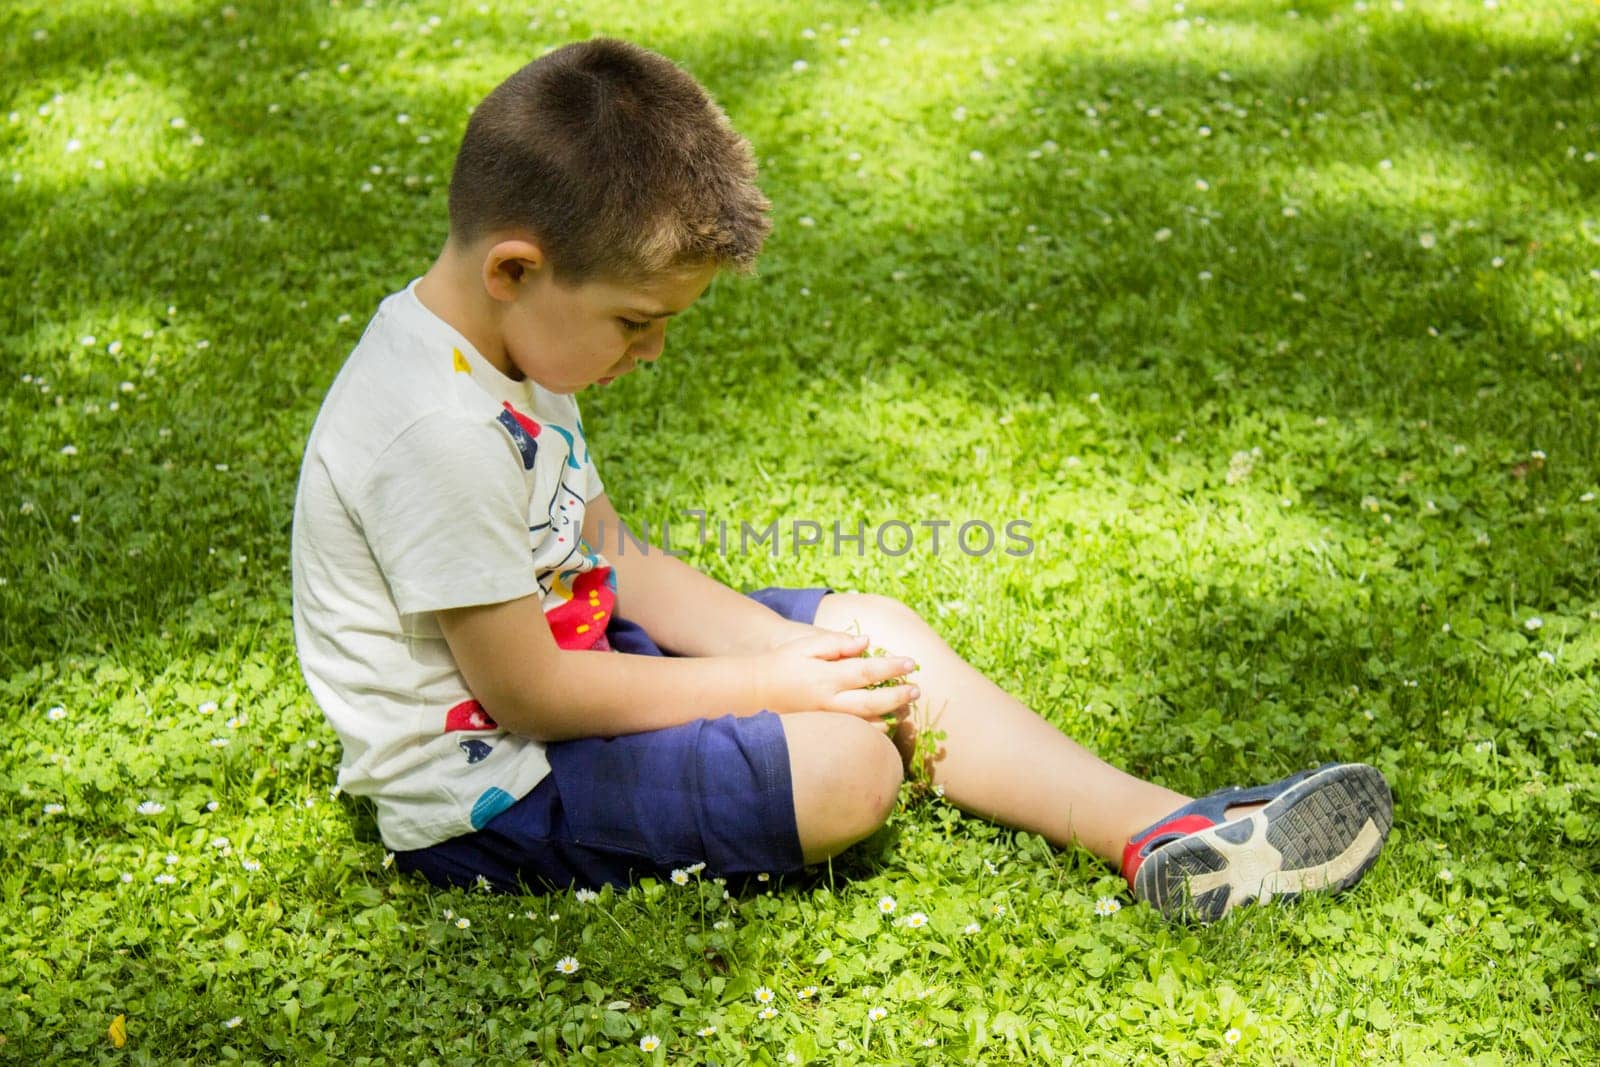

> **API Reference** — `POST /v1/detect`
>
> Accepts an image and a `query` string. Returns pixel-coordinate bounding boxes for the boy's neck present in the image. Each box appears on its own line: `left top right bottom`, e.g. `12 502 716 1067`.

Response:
414 244 519 380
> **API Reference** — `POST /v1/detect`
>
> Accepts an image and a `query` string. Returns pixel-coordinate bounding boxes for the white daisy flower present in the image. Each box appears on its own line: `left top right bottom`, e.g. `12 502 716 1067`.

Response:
136 801 165 815
382 852 395 869
697 1025 717 1036
671 869 690 886
1525 617 1543 631
575 888 599 903
639 1034 661 1051
555 956 580 974
154 873 177 885
877 895 897 914
964 922 981 934
903 912 929 929
46 705 66 721
224 1016 243 1028
241 859 261 872
1418 232 1437 249
43 803 65 815
1094 896 1123 916
797 986 818 999
455 917 470 929
754 986 775 1004
1438 869 1453 883
759 1006 778 1020
1224 1027 1242 1045
867 1006 888 1022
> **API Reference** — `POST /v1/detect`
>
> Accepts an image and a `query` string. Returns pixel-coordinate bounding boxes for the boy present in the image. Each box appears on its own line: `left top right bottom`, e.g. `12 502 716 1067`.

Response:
291 38 1393 922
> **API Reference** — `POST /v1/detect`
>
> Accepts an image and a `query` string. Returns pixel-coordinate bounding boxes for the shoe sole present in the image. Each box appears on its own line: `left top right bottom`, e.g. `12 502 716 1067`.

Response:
1133 763 1394 923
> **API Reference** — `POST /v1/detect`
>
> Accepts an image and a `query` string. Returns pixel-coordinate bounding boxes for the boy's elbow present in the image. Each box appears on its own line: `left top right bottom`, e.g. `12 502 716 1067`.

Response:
476 686 562 743
485 702 557 743
478 658 579 743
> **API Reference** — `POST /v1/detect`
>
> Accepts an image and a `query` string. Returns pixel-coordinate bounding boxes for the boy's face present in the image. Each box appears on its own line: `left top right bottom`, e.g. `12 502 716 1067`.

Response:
496 257 718 394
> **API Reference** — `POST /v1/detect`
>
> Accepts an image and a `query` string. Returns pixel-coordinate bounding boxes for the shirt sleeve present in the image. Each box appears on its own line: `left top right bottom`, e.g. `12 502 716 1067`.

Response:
354 410 539 616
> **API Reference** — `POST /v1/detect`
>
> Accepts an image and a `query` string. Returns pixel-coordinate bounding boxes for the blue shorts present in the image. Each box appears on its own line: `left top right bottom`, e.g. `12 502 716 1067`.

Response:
394 586 831 892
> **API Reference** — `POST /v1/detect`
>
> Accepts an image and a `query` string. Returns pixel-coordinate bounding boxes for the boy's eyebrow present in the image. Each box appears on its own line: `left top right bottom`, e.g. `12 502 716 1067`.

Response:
625 307 680 319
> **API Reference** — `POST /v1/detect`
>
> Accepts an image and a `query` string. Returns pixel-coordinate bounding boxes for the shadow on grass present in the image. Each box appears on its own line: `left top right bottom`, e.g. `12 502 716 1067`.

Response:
2 2 1596 693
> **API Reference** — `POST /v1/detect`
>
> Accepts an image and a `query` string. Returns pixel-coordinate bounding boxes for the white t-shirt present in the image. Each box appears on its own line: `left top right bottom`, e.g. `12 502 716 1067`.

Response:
291 280 614 851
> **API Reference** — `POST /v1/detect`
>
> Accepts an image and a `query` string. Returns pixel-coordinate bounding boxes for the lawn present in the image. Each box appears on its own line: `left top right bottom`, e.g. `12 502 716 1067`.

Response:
3 0 1599 1062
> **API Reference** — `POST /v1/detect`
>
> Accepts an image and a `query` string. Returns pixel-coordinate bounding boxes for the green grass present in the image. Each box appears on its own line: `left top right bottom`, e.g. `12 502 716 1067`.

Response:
3 0 1599 1061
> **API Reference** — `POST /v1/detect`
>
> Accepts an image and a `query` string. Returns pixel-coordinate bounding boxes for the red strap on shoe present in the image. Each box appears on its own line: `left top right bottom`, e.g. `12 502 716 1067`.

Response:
1121 813 1215 889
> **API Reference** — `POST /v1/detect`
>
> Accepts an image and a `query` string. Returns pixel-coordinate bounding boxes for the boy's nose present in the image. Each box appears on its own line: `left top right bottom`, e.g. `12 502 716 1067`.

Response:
630 327 666 362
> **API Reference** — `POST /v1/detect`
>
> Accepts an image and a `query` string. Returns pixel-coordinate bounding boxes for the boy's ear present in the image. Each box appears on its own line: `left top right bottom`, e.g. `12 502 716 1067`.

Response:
481 238 546 302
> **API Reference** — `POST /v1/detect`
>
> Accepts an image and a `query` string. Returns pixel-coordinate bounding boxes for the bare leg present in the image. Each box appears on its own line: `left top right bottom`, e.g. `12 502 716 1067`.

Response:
781 711 903 864
813 593 1191 864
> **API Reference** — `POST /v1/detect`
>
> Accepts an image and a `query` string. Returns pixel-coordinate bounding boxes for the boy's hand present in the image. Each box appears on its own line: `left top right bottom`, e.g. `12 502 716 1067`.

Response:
758 630 919 725
761 620 829 651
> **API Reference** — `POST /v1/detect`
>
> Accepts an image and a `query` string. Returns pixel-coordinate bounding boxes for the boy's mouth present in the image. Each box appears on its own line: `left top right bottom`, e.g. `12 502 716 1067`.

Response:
598 360 634 385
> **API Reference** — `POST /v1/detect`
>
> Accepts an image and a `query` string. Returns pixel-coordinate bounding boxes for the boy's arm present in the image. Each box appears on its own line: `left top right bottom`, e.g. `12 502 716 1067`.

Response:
436 593 918 742
581 493 816 656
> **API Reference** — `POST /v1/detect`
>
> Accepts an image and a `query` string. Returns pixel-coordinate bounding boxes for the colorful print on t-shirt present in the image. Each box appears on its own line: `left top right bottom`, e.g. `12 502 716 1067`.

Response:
444 699 497 732
545 566 617 651
497 401 541 469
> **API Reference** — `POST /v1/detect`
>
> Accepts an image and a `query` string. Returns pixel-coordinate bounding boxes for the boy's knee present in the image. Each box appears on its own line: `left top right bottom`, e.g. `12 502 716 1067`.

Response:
819 592 930 643
785 713 903 863
845 592 921 626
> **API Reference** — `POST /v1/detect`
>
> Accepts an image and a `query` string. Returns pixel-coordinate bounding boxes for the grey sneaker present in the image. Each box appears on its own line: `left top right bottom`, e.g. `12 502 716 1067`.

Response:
1121 762 1394 922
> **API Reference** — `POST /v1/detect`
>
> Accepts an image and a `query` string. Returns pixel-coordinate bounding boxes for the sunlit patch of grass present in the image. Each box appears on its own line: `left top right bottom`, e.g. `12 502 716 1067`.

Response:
3 0 1599 1061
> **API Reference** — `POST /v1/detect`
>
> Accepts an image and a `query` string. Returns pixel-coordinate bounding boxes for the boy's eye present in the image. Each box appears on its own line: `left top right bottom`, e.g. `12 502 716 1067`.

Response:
619 318 651 333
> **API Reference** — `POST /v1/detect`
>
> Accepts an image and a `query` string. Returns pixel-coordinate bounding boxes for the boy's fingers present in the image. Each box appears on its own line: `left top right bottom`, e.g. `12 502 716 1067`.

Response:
797 630 869 661
831 684 919 720
852 655 917 688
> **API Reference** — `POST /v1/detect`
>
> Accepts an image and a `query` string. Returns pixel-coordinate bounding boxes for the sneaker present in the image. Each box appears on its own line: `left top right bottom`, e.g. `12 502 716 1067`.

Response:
1121 762 1393 922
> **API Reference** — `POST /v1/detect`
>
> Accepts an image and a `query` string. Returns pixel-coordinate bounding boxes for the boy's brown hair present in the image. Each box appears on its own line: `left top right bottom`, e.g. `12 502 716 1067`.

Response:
448 38 772 284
